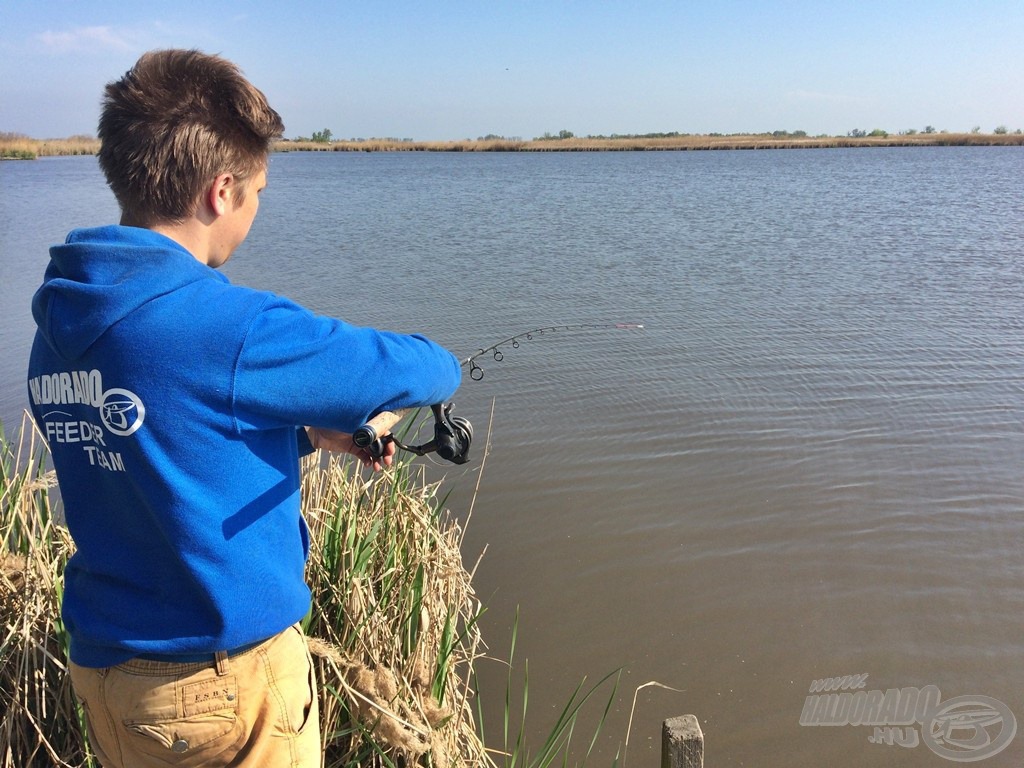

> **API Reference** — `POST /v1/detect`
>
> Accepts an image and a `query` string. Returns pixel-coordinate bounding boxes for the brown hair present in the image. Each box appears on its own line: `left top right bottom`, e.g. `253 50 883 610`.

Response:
98 49 284 225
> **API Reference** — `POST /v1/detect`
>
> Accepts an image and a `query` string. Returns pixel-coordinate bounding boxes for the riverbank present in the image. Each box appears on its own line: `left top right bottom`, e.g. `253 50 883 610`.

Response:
0 135 99 159
0 416 489 767
3 131 1023 159
1 412 622 767
277 132 1024 152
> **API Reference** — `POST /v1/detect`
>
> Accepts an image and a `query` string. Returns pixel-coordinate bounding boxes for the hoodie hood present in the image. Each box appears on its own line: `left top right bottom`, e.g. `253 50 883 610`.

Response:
32 225 224 360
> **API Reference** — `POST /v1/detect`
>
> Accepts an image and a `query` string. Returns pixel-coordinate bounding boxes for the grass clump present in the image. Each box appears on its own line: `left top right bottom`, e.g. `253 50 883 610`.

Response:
0 418 84 767
301 450 489 767
0 148 37 160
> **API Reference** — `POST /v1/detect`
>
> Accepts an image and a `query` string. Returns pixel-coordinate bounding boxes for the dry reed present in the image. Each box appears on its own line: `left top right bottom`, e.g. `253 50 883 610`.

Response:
273 132 1024 153
3 132 1022 160
0 415 490 768
0 135 99 160
301 452 489 768
0 417 85 767
522 132 1024 151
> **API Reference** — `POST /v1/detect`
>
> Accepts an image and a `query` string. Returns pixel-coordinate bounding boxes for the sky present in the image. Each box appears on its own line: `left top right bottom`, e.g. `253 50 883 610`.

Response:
2 0 1023 141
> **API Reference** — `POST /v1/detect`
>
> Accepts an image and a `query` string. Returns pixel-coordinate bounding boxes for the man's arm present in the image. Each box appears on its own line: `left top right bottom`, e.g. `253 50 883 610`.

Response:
232 294 461 434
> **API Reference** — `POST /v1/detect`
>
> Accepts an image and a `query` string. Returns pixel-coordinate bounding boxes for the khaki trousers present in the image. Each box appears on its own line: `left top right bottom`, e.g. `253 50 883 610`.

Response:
69 624 321 767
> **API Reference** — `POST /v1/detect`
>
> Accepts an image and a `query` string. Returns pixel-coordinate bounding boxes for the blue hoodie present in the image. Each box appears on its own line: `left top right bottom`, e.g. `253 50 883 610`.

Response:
27 225 461 667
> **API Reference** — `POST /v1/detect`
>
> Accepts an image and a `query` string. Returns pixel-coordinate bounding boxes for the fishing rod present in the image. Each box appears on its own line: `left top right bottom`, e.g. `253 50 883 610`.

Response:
462 322 644 381
352 322 644 464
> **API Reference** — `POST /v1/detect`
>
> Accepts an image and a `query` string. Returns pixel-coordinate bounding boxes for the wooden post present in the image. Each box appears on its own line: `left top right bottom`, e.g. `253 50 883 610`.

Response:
662 714 704 768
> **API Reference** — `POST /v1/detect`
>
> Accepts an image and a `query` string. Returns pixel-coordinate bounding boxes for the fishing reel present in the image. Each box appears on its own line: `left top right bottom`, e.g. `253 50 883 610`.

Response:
352 403 473 465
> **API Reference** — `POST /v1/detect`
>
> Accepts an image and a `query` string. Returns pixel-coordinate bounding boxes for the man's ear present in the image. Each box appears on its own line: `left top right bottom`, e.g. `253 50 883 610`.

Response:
205 173 235 218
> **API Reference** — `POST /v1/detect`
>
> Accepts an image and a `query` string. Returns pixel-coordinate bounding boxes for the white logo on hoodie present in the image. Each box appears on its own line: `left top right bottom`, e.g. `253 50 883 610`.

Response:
28 369 145 472
99 388 146 436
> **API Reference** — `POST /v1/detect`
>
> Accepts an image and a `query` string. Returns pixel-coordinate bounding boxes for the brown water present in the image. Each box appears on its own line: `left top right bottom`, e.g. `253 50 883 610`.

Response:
2 149 1023 766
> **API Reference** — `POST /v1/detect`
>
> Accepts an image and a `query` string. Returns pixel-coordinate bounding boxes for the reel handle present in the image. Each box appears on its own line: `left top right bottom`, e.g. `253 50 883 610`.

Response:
352 409 408 457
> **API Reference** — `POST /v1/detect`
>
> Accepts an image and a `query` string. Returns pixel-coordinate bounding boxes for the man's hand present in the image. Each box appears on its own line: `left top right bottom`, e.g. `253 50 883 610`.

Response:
305 426 396 471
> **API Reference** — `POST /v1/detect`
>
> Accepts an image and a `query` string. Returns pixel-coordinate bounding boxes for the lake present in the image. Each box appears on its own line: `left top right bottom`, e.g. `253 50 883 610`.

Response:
2 147 1023 767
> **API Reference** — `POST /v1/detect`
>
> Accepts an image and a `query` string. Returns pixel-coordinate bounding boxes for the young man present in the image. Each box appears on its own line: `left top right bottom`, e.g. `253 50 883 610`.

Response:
26 49 461 767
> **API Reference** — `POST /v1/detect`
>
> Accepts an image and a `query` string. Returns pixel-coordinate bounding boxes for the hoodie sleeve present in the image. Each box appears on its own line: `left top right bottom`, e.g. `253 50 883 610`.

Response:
231 294 461 434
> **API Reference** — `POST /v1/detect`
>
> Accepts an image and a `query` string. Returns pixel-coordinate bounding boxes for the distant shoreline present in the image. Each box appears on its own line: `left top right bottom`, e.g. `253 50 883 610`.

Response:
3 132 1023 159
276 132 1024 153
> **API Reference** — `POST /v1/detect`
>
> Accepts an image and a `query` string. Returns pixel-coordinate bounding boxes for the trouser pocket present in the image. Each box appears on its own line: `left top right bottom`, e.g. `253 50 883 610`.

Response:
123 711 244 766
113 663 246 767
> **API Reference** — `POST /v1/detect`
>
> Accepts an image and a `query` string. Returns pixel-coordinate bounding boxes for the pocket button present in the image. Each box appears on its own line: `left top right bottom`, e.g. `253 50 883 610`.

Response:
171 739 190 753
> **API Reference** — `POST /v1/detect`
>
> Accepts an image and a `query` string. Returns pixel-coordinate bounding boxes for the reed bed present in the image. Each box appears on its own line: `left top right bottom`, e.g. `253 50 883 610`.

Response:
274 132 1024 153
300 451 489 768
1 414 619 768
0 416 489 768
3 132 1022 160
523 132 1024 151
0 418 83 767
0 135 99 160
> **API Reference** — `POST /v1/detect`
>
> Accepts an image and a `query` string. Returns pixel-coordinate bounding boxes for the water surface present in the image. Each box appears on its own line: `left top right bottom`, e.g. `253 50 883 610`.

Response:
2 148 1022 766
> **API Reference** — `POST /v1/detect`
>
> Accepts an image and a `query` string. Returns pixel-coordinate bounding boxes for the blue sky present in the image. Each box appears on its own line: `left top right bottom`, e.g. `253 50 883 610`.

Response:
2 0 1022 140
